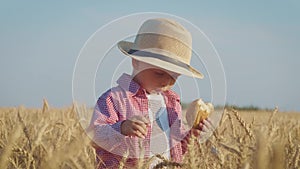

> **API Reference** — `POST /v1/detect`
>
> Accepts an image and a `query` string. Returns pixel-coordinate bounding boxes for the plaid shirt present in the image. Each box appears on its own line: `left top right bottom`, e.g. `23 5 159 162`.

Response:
89 73 192 168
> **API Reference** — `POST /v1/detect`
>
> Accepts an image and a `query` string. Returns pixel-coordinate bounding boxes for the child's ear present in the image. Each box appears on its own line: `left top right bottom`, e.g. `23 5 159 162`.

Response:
132 59 139 69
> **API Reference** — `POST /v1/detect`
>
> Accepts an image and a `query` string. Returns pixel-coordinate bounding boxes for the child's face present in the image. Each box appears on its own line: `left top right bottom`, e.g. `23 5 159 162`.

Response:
133 60 180 93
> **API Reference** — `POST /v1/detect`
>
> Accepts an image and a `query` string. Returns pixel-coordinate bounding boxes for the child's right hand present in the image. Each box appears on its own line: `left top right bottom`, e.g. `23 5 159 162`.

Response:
121 115 150 139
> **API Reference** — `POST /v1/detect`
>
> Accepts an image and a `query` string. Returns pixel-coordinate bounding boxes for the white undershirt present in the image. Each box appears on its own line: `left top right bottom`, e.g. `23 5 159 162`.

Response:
146 92 171 163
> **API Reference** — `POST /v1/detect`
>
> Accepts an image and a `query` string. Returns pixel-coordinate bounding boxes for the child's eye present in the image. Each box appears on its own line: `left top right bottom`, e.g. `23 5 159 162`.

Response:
154 71 164 76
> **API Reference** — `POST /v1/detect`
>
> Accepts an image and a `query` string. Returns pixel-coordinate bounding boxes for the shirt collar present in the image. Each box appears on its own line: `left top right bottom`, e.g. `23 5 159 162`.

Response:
116 73 145 96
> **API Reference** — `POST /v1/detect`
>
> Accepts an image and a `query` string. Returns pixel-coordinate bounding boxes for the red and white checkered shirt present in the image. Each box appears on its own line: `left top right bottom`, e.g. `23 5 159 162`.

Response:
89 73 192 168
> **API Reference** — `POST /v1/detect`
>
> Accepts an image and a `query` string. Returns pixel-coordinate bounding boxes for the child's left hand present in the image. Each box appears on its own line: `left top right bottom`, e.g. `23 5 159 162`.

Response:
191 118 215 137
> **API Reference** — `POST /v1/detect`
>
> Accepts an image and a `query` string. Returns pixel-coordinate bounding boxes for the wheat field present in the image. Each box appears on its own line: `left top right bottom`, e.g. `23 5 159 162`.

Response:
0 101 299 169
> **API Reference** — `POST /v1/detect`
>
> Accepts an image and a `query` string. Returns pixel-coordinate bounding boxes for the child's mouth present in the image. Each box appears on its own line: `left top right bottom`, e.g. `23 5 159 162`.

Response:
151 86 171 93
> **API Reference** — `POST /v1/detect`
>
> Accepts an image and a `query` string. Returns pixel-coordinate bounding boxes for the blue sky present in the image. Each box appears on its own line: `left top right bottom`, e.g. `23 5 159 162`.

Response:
1 1 299 111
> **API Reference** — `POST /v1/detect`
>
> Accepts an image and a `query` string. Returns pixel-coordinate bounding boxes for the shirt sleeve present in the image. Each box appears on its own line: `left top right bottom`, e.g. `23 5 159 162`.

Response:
172 95 195 156
89 91 127 153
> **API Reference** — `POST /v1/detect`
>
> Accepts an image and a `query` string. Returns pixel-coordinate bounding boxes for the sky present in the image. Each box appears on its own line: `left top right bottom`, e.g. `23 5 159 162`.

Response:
0 1 299 111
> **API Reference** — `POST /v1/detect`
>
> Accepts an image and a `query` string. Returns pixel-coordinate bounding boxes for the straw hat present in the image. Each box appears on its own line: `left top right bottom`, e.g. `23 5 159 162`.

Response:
117 18 203 79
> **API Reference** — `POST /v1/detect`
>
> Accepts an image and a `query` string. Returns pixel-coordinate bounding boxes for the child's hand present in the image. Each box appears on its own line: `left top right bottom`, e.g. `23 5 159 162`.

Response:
192 118 215 137
121 115 150 139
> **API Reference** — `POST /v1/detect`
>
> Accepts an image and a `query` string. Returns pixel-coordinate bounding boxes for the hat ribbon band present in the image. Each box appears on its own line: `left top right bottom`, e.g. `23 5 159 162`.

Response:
128 49 193 72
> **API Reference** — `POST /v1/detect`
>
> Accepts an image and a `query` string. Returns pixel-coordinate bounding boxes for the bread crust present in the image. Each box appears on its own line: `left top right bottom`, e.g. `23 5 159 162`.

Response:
193 107 211 128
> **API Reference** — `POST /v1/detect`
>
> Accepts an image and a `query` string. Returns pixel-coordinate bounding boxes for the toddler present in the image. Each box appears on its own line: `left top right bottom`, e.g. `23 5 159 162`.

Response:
89 18 213 168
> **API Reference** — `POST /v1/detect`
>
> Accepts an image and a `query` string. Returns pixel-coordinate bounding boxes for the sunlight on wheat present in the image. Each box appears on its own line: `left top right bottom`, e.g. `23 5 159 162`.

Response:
0 101 299 169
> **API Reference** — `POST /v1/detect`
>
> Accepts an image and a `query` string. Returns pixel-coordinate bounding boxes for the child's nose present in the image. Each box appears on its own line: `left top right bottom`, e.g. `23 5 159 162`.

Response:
161 77 174 87
161 81 169 87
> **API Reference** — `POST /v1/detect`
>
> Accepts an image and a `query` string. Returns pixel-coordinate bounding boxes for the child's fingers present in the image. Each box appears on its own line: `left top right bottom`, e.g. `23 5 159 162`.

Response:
132 122 147 137
142 115 150 125
131 128 146 138
121 119 147 138
202 124 209 132
132 119 148 132
130 115 150 125
122 115 151 138
191 128 201 137
205 118 213 125
197 119 215 136
136 115 150 125
203 118 215 131
194 122 204 130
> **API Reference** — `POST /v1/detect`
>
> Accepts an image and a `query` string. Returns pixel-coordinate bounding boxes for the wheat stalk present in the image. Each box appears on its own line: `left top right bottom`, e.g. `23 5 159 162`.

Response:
42 98 49 113
227 109 236 138
17 109 33 151
292 145 300 169
0 125 22 169
267 106 278 125
231 109 254 140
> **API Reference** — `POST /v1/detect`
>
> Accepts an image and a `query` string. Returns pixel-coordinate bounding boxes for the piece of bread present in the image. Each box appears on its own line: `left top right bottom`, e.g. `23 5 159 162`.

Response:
186 99 214 128
193 102 213 128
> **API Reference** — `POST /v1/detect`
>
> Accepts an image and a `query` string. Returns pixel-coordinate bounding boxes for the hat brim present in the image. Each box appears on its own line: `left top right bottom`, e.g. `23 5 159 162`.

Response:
117 41 204 79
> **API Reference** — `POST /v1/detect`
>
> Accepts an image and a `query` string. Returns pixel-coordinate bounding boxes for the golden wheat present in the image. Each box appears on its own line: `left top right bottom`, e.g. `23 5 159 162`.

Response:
0 102 299 169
